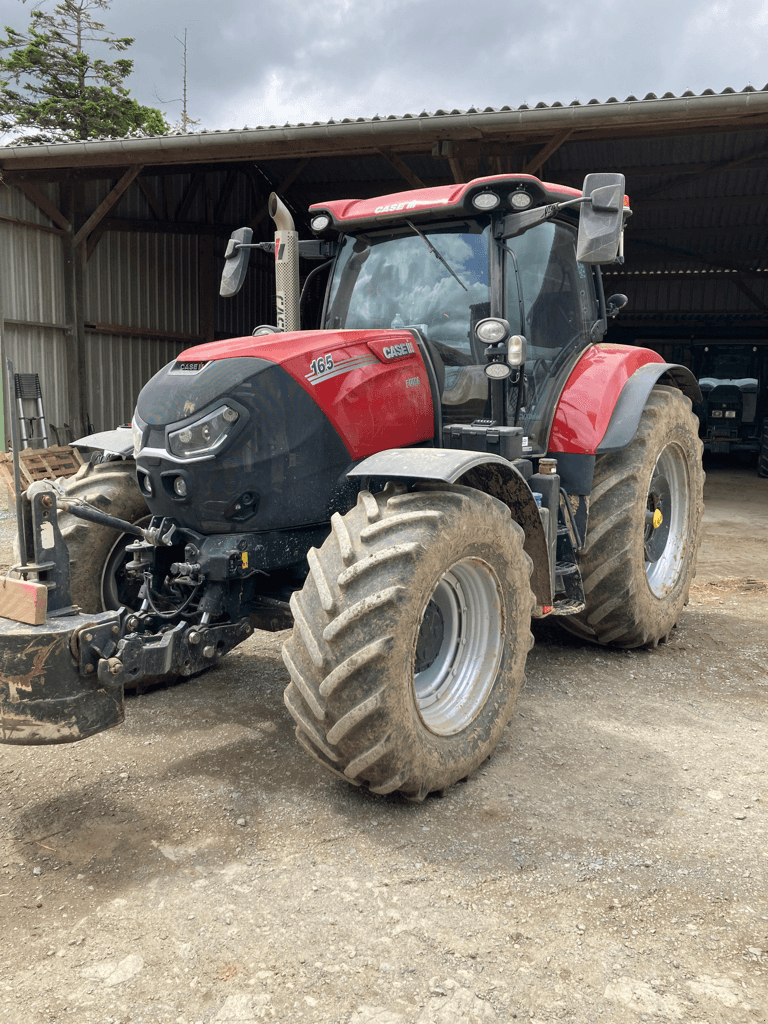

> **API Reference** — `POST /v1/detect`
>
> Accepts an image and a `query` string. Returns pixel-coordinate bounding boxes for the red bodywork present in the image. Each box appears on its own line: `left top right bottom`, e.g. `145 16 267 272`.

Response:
179 329 434 460
549 345 664 455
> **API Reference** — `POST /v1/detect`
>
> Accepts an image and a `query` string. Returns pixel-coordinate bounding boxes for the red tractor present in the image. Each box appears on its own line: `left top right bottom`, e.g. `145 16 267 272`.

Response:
0 172 703 802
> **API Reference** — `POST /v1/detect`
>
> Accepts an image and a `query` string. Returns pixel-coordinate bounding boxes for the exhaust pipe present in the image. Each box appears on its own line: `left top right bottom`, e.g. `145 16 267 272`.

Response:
268 193 300 332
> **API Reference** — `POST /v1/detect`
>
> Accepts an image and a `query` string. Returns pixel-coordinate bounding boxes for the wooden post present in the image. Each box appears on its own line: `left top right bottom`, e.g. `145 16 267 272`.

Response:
60 180 89 436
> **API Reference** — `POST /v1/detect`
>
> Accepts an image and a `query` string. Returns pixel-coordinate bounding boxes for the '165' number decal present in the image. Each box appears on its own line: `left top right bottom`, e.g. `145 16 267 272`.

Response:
310 354 335 376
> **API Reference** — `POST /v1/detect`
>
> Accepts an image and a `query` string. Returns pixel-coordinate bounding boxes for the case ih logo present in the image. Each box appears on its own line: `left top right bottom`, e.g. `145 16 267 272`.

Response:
374 199 449 214
383 341 415 360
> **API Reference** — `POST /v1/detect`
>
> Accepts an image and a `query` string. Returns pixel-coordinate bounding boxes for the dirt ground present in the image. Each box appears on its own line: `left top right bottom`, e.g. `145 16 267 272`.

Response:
0 462 766 1024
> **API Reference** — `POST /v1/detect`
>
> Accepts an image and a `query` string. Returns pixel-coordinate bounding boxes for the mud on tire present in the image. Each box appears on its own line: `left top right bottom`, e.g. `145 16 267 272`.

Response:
59 459 149 613
282 483 534 801
559 385 704 648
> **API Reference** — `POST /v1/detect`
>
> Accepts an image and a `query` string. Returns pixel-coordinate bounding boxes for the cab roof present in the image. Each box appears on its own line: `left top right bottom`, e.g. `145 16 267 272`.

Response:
309 174 629 232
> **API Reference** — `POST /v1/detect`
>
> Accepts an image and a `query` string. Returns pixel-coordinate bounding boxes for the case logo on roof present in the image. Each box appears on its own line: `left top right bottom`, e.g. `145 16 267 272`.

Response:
374 199 450 214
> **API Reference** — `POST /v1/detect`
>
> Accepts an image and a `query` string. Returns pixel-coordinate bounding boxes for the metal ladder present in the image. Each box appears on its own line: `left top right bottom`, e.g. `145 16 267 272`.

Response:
14 373 49 449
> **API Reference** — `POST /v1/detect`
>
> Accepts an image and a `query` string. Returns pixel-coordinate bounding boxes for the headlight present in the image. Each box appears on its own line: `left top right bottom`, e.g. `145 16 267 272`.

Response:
724 410 737 418
131 416 145 454
710 410 724 418
168 405 239 459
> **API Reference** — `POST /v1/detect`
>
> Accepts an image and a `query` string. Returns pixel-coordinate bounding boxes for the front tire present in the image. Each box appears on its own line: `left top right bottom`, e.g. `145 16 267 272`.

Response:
59 459 149 613
282 484 534 800
559 385 704 648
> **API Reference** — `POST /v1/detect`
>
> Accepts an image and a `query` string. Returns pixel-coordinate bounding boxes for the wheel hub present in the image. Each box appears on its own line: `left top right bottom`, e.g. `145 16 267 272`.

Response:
644 444 690 597
644 472 671 563
413 559 505 737
415 600 445 672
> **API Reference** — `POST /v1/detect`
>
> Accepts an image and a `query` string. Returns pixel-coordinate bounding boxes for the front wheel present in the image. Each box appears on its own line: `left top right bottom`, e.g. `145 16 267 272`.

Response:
59 459 149 613
282 484 534 800
559 385 704 648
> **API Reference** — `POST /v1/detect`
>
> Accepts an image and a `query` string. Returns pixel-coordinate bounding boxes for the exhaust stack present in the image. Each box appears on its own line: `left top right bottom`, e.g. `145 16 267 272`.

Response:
269 193 301 332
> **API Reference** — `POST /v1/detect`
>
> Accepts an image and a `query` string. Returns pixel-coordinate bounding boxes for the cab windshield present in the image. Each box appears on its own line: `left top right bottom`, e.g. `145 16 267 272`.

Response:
324 220 491 360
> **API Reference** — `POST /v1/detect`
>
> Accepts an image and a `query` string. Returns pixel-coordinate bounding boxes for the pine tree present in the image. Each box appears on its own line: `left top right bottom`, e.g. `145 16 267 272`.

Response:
0 0 168 145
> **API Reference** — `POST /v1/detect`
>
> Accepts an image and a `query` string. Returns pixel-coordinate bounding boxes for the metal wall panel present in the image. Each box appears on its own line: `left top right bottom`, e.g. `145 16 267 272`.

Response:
0 183 70 446
85 231 198 332
84 332 185 431
0 322 70 440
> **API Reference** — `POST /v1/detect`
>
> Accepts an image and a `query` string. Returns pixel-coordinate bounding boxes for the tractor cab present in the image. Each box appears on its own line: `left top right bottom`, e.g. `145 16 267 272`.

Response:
322 207 605 455
304 172 630 457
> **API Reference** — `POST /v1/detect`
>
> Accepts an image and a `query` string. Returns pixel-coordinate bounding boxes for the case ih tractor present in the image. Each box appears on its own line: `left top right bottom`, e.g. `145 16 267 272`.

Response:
0 172 704 802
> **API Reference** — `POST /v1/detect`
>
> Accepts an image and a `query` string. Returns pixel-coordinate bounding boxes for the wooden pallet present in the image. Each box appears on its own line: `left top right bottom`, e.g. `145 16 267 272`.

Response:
0 445 84 499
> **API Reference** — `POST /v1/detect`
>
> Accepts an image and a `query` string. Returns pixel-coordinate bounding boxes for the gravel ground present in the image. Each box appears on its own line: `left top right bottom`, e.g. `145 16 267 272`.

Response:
0 463 766 1024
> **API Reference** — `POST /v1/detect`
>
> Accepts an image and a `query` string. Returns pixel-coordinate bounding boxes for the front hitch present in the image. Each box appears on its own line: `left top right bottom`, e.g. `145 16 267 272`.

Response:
0 609 124 745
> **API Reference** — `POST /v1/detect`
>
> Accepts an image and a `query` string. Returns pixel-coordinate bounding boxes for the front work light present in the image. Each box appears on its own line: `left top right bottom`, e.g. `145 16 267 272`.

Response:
510 191 532 210
168 405 240 459
472 191 500 211
311 213 332 232
475 318 510 345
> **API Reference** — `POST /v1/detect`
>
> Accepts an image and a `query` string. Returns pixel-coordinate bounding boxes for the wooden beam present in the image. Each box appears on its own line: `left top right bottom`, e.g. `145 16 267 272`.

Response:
0 212 64 235
72 164 142 248
377 150 425 189
522 128 573 176
633 146 768 202
136 176 165 221
84 321 204 343
13 181 70 231
248 158 311 229
176 172 204 221
164 175 176 221
214 168 240 222
85 218 110 261
447 156 464 184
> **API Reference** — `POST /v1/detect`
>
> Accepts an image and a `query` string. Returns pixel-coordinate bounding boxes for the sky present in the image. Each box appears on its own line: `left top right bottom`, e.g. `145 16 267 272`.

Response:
0 0 767 133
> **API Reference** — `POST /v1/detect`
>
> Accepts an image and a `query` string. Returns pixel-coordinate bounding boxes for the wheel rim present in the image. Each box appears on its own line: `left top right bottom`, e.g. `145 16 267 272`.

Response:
644 442 690 597
414 558 505 736
100 517 150 611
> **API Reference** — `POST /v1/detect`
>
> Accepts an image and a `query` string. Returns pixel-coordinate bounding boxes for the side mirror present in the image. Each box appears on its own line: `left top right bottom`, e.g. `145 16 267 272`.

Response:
576 173 626 264
220 227 253 298
606 293 628 317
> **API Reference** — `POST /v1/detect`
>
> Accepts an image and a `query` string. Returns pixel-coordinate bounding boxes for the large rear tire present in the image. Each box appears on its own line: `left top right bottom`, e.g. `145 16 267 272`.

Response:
559 385 704 648
758 418 768 479
58 459 149 613
282 483 534 801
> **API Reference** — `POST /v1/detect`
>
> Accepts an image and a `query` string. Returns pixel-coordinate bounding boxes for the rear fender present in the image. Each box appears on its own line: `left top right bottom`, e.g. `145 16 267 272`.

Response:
347 449 552 605
548 345 700 457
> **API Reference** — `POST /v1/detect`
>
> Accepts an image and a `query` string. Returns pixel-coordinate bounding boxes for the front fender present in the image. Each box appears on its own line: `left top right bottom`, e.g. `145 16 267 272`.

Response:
548 345 670 455
347 448 552 605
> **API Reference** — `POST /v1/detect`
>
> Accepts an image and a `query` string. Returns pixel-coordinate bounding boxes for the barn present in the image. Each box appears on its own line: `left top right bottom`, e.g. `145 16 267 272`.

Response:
1 85 766 447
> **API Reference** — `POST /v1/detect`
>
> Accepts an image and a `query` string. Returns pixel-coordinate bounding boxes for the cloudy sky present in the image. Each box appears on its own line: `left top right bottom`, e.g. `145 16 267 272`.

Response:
1 0 767 131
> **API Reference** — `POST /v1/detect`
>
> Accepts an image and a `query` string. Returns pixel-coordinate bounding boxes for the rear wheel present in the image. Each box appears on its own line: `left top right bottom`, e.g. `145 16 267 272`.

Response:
59 459 149 613
282 483 534 800
559 385 704 648
759 418 768 479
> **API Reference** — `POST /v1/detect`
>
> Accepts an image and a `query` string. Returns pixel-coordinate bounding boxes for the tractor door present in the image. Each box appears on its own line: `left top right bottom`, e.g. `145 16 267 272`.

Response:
324 220 495 428
503 219 598 455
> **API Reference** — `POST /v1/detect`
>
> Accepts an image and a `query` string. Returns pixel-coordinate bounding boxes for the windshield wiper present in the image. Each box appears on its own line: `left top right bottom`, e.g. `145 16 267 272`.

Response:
405 219 467 291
